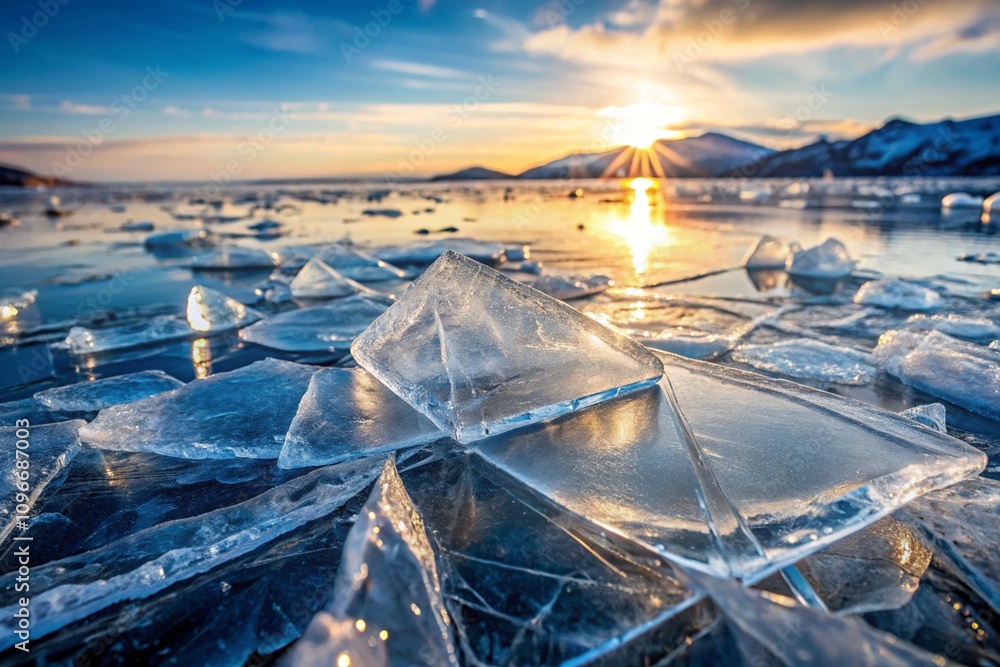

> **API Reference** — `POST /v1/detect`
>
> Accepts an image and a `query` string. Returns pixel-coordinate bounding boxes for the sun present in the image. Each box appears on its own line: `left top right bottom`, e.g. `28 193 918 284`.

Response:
599 102 683 149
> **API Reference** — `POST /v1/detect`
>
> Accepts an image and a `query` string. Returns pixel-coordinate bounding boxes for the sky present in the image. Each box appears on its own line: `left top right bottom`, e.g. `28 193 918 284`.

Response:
0 0 997 182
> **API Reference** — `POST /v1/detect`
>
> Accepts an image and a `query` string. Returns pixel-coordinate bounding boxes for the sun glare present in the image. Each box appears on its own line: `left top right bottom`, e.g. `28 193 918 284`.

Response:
600 103 683 149
606 177 673 277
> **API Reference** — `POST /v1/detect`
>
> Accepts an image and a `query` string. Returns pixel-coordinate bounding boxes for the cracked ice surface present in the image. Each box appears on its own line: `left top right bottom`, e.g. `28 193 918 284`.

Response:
79 358 317 459
289 458 458 666
0 420 83 543
351 251 664 443
472 351 985 579
0 457 381 651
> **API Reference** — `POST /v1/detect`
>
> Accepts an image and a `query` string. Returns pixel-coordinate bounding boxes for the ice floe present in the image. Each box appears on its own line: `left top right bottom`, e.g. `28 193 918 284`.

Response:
352 251 664 443
786 238 856 279
316 244 407 282
730 339 878 385
742 235 800 270
853 278 942 312
190 245 277 270
374 238 506 267
34 370 184 413
240 295 392 353
289 258 376 299
528 272 612 300
941 192 984 208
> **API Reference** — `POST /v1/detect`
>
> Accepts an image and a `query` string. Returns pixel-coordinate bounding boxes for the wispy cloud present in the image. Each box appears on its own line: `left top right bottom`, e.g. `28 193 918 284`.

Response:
59 100 114 115
1 95 31 111
371 59 468 79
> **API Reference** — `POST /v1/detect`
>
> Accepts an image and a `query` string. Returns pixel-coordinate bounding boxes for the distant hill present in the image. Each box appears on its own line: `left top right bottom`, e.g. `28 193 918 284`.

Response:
0 163 77 187
518 133 774 179
429 166 514 181
752 113 1000 177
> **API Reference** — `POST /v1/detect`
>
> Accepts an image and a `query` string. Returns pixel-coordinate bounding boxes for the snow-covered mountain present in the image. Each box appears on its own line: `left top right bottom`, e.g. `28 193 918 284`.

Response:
517 133 774 179
754 114 1000 177
429 166 513 181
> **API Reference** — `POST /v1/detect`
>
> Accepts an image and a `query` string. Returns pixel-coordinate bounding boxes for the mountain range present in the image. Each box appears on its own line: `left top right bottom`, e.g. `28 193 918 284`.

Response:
443 112 1000 181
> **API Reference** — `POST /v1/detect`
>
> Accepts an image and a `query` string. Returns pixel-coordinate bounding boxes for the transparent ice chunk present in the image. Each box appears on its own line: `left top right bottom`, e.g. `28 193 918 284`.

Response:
190 245 276 270
79 358 318 459
0 420 83 543
62 315 194 355
742 235 800 270
186 285 262 332
316 244 407 282
471 351 985 579
786 238 855 278
0 458 381 650
0 289 37 321
853 278 942 312
351 251 664 443
905 313 1000 342
906 477 1000 613
899 403 947 433
279 367 443 469
730 339 878 385
528 272 612 300
290 258 377 299
288 458 458 666
241 296 392 353
34 370 184 413
874 329 1000 421
143 229 212 249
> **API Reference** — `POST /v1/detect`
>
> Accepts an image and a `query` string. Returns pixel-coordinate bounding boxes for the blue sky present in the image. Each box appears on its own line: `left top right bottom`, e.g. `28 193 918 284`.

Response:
1 0 998 181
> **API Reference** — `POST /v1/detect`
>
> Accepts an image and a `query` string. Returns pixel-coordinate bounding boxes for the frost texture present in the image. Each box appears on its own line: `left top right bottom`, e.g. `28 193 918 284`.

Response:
0 458 381 650
786 238 855 278
241 296 393 352
0 420 83 543
853 279 942 312
351 251 664 443
34 370 184 412
730 339 878 385
279 368 443 469
875 329 1000 421
472 351 985 579
79 358 317 459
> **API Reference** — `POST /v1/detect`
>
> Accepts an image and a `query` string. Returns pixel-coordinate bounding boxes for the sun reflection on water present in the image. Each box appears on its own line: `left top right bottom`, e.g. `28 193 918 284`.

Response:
606 177 673 277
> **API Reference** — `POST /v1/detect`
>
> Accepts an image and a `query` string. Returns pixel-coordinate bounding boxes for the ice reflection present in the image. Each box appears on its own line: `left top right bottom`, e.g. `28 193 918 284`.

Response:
191 337 212 379
606 178 673 277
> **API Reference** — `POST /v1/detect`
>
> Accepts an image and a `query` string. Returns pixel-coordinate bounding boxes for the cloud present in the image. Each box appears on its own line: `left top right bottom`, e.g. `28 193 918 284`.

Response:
370 59 468 79
163 106 192 117
521 0 1000 66
58 101 114 115
1 94 31 111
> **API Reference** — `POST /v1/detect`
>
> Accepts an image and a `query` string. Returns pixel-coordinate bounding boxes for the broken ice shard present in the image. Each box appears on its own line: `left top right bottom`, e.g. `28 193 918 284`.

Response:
351 251 664 443
240 295 392 353
289 258 377 299
143 229 212 249
730 339 877 385
742 235 800 270
0 420 83 543
528 272 612 300
62 315 194 355
190 245 276 270
0 289 37 320
279 367 442 469
374 238 506 267
34 370 184 412
79 358 317 459
875 329 1000 421
786 238 855 278
899 403 947 433
688 571 950 665
853 278 942 312
906 477 1000 613
186 285 262 332
0 458 381 650
471 350 985 579
316 244 407 282
288 458 458 666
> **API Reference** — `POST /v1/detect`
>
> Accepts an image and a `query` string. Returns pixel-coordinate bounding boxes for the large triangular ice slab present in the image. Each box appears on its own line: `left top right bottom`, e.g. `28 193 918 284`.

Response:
79 358 317 459
287 458 457 666
279 367 443 469
351 251 664 443
472 351 985 579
